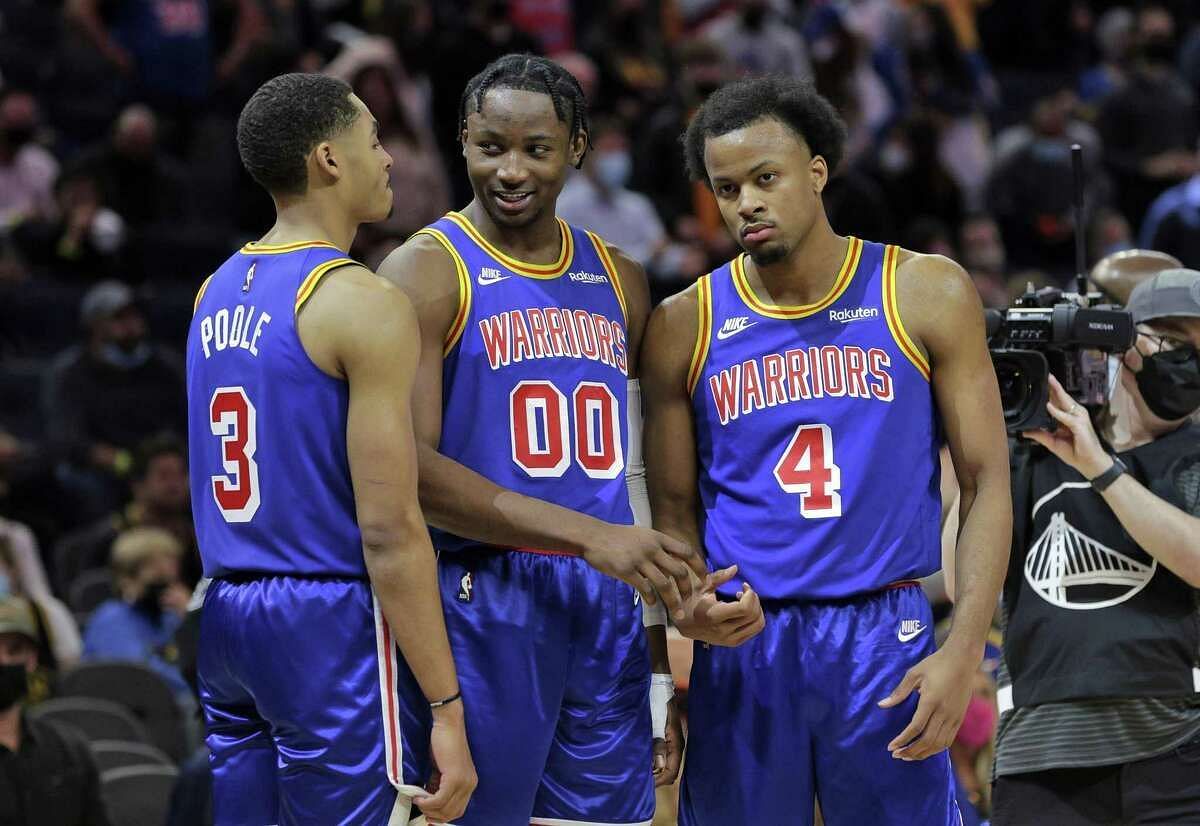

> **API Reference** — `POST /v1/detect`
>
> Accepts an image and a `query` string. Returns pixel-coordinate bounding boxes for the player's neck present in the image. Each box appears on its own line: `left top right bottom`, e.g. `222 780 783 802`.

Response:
745 220 849 308
461 200 563 265
262 198 357 253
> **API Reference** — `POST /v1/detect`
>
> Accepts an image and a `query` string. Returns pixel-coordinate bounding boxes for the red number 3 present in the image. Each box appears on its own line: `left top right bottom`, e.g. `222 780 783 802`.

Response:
209 387 261 522
774 424 842 518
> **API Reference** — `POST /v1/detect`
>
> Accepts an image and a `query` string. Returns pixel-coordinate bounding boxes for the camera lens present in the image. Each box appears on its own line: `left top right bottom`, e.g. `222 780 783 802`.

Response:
996 361 1030 420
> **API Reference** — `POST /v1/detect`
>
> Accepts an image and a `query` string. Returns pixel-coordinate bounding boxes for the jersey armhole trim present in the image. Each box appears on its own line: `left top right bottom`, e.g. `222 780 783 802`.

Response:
193 273 215 315
881 244 931 381
295 257 359 314
687 274 713 396
586 231 628 323
413 228 472 355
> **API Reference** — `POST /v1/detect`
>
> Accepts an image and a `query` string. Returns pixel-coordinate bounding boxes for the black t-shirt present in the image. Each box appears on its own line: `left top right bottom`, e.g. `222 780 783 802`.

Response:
0 712 110 826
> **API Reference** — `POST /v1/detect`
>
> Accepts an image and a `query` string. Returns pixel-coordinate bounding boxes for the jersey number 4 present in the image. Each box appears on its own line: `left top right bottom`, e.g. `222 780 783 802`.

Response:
209 386 260 522
774 423 842 518
509 380 623 479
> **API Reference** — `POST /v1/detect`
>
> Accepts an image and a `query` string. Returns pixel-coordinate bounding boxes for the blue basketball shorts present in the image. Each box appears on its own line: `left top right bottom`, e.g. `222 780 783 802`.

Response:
680 582 961 825
438 547 655 826
198 576 432 825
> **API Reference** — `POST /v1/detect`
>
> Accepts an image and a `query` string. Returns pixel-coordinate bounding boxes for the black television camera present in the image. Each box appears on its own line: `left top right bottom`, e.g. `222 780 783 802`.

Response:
986 285 1134 432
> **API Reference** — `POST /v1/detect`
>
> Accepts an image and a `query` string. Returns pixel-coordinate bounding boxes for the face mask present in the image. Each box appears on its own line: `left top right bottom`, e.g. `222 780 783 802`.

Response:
0 663 28 711
595 151 631 191
1135 347 1200 420
134 579 169 616
741 6 767 30
99 341 151 370
1030 138 1069 164
1142 35 1176 64
955 694 997 751
2 127 34 149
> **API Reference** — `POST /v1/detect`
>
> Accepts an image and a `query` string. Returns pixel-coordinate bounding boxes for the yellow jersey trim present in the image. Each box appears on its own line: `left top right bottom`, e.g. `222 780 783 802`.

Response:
413 228 473 355
193 274 214 315
731 236 862 319
586 231 628 323
882 245 931 381
295 257 357 314
445 211 573 278
242 240 341 255
687 275 713 396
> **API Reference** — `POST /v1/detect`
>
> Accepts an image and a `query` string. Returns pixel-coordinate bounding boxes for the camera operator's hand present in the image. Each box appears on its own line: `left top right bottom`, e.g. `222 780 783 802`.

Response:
1022 375 1113 479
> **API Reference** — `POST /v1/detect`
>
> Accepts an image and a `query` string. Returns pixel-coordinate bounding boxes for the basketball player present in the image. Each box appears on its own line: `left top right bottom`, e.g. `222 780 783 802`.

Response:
377 55 743 826
187 74 475 825
642 75 1012 824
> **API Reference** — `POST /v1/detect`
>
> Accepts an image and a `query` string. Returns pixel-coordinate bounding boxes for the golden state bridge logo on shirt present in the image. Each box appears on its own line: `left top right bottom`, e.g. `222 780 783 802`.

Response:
708 345 895 425
478 307 628 375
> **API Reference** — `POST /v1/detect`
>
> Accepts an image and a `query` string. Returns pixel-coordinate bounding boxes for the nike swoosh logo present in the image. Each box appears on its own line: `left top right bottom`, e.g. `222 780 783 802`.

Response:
716 322 757 340
897 625 927 642
477 274 511 286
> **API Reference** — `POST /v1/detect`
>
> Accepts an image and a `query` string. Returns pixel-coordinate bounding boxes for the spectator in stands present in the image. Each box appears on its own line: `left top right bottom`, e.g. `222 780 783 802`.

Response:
988 85 1107 275
868 115 964 234
325 36 450 262
82 526 190 698
1098 5 1199 228
0 596 110 826
73 104 189 230
1139 143 1200 269
580 0 670 117
959 214 1010 309
42 281 185 519
703 0 811 80
1079 6 1136 105
0 537 80 668
11 167 127 283
54 434 196 595
0 89 58 227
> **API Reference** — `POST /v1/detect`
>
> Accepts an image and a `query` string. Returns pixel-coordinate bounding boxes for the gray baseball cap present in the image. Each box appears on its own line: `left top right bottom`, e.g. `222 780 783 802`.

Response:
1125 268 1200 324
0 596 38 642
80 280 136 327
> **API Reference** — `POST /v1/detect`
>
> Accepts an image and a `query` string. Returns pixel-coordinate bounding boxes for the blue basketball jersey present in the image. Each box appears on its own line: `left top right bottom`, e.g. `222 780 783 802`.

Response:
186 240 364 579
418 212 633 552
690 238 941 600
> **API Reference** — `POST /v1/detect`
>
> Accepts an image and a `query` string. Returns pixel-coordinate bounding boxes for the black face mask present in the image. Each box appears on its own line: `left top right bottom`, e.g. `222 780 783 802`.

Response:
1141 35 1176 65
1136 348 1200 420
134 580 170 616
742 7 767 30
0 663 28 711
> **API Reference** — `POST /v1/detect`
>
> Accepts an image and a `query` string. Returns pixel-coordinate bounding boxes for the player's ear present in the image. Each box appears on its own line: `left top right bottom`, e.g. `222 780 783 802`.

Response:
810 153 828 195
313 141 341 184
569 128 589 169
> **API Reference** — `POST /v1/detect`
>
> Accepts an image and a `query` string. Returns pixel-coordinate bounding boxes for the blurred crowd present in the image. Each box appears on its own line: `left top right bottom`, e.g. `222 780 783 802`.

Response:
2 0 1200 823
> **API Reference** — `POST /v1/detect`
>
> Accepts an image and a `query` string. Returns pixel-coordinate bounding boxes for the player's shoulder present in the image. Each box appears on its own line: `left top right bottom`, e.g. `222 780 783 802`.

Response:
647 278 705 347
376 227 462 290
310 263 414 322
892 247 975 307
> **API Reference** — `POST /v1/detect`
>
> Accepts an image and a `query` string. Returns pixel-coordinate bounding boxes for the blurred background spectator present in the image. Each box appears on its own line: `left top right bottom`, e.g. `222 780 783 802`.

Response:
1 2 1198 822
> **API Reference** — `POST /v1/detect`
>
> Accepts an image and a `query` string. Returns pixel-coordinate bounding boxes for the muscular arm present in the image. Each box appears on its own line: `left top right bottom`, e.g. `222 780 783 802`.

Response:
299 267 459 701
377 237 704 608
902 253 1011 658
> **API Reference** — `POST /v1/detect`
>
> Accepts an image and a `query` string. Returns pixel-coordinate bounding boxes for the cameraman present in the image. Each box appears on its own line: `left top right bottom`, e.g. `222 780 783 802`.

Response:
991 267 1200 825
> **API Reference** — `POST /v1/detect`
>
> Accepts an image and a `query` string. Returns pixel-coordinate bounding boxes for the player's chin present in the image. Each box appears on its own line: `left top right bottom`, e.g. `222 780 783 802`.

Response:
747 240 789 266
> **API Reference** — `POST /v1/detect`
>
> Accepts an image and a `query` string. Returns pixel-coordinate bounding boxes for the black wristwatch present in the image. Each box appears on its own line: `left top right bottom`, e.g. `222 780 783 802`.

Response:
1089 455 1128 492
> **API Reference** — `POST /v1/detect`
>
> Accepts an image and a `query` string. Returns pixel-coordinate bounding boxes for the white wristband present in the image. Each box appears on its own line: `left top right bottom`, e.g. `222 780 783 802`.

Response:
641 597 667 627
650 673 675 739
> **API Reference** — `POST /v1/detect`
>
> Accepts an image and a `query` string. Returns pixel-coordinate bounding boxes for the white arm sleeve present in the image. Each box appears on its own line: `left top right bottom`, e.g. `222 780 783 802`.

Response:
628 378 668 628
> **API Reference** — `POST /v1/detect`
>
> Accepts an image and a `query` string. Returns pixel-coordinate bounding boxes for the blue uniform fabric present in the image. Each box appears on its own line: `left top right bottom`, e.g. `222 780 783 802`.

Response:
682 240 957 823
690 239 942 601
199 577 430 826
419 211 653 824
440 549 653 826
680 585 960 825
186 241 430 824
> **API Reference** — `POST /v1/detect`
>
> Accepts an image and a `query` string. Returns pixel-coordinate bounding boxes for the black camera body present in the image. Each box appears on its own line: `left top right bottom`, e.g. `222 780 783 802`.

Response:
986 287 1134 432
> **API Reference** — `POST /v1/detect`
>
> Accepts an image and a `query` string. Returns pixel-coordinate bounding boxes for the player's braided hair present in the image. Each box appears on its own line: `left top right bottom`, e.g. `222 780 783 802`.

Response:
458 54 590 168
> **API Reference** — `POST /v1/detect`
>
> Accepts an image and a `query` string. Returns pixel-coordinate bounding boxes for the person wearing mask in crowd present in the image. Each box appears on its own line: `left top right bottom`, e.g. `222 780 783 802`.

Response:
0 596 110 826
0 89 58 226
54 433 196 594
42 280 185 519
1098 5 1198 228
990 261 1200 825
0 538 80 669
704 0 812 80
81 526 192 698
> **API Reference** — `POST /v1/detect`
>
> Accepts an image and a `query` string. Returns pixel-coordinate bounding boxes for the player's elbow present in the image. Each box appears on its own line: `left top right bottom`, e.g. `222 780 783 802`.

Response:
360 512 428 560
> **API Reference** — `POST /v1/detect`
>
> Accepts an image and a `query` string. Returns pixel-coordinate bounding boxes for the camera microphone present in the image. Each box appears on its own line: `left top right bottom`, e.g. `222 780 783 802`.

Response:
1072 144 1089 305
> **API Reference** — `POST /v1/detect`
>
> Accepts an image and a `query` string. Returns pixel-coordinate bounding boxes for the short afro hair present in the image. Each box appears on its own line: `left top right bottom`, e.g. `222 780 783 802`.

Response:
459 53 590 167
683 75 848 184
237 73 361 196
